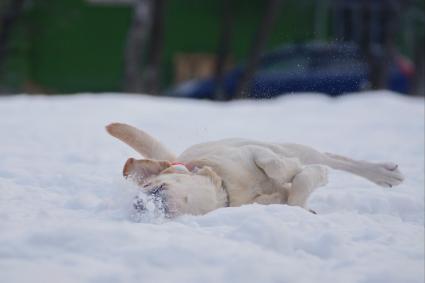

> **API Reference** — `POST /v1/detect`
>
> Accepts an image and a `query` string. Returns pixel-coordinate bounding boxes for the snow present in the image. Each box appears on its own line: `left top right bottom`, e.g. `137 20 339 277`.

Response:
0 91 423 283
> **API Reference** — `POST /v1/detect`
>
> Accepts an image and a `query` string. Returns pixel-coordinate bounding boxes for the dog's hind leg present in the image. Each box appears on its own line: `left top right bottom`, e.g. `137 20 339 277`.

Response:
321 153 404 188
279 144 404 188
252 146 303 184
106 123 176 161
287 165 328 209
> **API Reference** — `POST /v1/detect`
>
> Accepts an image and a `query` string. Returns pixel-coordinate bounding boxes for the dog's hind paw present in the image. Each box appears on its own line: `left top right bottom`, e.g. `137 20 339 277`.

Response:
369 162 404 188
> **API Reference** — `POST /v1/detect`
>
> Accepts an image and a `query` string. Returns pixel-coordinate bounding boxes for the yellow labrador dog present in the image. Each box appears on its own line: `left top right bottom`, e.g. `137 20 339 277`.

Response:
106 123 404 217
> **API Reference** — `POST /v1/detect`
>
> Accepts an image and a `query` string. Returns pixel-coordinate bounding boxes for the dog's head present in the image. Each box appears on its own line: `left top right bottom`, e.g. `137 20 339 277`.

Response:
124 158 225 217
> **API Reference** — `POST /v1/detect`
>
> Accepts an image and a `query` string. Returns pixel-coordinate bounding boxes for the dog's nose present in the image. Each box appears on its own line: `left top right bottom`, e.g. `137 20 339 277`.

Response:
132 185 168 216
133 196 147 212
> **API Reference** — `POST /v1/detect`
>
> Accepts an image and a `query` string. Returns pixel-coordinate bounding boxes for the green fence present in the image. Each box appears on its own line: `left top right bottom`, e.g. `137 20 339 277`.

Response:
2 0 316 93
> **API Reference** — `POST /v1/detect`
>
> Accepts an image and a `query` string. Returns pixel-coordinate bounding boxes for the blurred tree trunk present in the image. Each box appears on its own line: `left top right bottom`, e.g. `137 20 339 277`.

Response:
379 0 400 90
412 34 424 96
0 0 25 82
360 0 399 90
213 0 234 101
314 0 329 40
234 0 282 99
359 0 378 89
143 0 165 95
124 0 152 93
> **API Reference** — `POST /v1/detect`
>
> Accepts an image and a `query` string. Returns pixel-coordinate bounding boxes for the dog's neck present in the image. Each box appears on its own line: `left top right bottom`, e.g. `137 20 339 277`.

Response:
184 161 230 208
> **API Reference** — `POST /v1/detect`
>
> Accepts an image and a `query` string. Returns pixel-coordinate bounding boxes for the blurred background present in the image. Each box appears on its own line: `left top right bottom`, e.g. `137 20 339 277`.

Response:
0 0 423 100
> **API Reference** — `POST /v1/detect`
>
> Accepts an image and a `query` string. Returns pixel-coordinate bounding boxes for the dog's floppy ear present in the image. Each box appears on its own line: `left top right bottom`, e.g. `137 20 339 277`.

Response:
123 158 171 180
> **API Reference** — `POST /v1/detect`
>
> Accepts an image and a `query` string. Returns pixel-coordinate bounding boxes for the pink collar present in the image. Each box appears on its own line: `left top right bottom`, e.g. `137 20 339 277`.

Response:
170 162 186 166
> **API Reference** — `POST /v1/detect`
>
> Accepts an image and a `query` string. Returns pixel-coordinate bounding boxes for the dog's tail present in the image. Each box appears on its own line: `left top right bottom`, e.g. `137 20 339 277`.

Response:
106 123 176 161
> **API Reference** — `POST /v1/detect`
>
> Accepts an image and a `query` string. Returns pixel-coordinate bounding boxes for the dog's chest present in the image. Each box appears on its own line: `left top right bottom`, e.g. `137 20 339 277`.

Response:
180 146 274 206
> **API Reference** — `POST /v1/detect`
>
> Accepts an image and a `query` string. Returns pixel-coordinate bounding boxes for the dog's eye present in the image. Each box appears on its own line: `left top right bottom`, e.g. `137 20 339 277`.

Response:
143 182 152 188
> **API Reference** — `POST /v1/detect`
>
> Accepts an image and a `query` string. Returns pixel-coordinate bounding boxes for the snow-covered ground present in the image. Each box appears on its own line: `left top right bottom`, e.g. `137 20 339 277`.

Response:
0 91 423 283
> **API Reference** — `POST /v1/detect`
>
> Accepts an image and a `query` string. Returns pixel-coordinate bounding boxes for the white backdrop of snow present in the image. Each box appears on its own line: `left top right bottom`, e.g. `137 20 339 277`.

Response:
0 91 423 283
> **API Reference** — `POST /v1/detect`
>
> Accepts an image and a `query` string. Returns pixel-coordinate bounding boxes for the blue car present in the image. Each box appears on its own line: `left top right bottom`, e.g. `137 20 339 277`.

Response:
168 43 413 99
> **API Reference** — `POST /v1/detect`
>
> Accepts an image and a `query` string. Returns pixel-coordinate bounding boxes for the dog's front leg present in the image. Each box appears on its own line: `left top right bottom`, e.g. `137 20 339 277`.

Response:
106 123 176 161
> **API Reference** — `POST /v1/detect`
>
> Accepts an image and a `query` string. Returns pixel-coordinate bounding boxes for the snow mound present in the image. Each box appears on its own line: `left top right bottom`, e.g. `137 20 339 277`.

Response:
0 91 423 283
